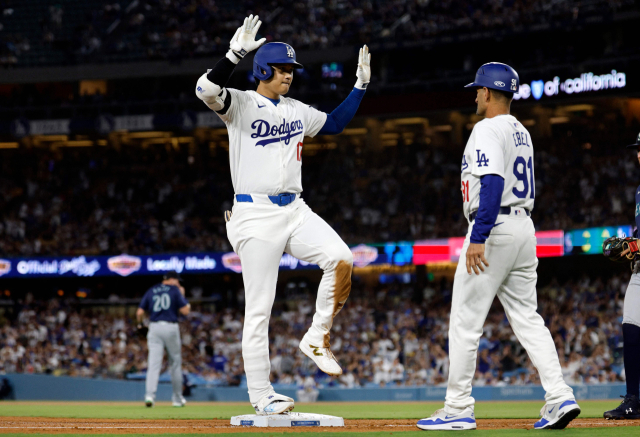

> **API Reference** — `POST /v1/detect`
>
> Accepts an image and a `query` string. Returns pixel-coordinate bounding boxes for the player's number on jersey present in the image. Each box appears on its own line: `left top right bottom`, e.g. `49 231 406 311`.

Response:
152 293 171 312
512 156 535 199
296 142 303 161
461 180 470 202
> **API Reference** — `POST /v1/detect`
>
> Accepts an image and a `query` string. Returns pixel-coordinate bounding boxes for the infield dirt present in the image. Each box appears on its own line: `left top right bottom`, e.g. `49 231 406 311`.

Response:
1 417 639 433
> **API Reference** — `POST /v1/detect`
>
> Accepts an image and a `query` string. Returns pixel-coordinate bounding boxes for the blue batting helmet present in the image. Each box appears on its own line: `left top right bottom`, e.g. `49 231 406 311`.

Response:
465 62 519 93
253 42 303 81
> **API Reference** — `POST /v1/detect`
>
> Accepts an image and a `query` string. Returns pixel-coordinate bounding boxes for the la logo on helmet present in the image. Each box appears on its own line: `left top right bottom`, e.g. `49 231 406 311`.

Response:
286 45 294 58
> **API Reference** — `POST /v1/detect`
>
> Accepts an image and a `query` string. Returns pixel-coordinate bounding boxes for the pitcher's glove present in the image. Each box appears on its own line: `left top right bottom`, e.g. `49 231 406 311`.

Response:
136 324 149 339
602 237 639 263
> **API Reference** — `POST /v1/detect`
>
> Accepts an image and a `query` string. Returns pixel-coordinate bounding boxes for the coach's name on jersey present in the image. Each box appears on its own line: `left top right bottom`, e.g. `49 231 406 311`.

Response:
251 118 304 147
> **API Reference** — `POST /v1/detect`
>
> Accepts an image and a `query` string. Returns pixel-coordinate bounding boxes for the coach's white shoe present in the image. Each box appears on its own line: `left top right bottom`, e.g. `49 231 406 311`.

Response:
252 392 295 416
172 396 186 407
534 400 581 429
417 407 477 431
299 337 342 376
144 396 154 407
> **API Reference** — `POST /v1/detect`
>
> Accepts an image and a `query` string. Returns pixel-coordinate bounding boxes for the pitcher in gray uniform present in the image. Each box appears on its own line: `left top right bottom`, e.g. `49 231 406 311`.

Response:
137 271 190 407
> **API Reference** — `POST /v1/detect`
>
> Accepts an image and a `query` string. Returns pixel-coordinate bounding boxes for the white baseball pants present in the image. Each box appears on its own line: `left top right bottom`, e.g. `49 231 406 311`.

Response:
445 213 574 412
226 196 353 404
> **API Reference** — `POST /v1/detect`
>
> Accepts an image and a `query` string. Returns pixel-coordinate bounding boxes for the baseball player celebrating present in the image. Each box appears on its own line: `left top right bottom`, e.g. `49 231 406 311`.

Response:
417 63 580 431
195 15 370 415
601 132 640 419
137 271 190 407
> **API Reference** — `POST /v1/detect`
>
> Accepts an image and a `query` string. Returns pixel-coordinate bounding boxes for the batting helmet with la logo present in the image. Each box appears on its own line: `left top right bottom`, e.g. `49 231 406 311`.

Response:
253 42 304 81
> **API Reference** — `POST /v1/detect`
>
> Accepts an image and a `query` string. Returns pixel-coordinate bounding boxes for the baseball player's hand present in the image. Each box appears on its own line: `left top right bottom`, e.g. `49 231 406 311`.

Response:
229 15 266 60
136 323 149 339
466 243 489 275
355 45 371 89
603 236 639 263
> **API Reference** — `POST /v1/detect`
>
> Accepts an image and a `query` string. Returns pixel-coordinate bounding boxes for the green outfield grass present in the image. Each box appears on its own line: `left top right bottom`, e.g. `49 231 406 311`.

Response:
0 400 625 419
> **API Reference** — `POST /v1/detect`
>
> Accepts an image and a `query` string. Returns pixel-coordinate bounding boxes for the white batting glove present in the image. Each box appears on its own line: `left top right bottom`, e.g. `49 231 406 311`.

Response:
355 45 371 89
227 14 267 64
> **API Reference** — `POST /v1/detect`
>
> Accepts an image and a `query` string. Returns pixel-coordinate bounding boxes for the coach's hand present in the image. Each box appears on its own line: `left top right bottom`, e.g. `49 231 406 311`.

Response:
466 243 489 275
355 45 371 89
229 15 266 60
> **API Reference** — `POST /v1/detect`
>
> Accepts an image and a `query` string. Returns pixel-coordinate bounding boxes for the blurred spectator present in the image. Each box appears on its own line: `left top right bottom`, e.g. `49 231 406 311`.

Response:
0 271 628 387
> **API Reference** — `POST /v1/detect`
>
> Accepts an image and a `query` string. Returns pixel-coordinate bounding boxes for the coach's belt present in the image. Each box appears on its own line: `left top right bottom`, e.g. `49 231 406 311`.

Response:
236 193 296 206
469 207 530 222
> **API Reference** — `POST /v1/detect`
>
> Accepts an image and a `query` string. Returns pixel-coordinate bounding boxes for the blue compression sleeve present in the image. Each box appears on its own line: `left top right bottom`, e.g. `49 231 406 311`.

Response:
318 87 366 135
470 174 505 244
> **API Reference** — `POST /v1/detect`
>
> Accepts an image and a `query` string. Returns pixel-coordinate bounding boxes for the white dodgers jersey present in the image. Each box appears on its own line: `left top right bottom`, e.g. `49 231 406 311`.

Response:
217 89 327 196
460 114 535 220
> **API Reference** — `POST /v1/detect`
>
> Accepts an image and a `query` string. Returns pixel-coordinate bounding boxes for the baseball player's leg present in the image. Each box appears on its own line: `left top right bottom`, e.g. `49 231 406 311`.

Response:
497 219 574 404
163 324 184 404
444 228 515 412
145 324 164 402
603 256 640 419
285 201 353 350
622 274 640 397
226 204 289 405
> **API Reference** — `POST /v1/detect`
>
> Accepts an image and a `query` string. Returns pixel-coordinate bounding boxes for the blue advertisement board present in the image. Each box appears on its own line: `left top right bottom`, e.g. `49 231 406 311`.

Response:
0 244 391 279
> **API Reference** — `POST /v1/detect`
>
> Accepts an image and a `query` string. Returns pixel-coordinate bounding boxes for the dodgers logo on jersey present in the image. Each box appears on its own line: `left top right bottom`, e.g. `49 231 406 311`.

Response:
251 119 304 147
461 155 469 173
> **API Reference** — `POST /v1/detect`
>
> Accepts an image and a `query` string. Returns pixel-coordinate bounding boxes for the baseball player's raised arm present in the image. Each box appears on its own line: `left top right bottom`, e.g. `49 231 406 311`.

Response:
317 46 371 136
195 15 265 116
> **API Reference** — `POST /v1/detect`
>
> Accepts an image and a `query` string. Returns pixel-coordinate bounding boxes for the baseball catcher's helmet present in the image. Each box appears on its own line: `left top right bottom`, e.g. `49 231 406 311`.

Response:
253 42 304 81
465 62 519 93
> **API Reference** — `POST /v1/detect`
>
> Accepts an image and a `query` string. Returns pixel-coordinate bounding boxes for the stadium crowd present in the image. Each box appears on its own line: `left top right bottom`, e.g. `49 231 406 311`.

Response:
0 271 629 388
1 120 639 257
0 0 636 67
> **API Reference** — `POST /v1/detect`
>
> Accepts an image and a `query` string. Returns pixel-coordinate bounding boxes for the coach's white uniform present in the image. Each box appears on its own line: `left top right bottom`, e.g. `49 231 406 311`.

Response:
447 114 575 412
215 89 353 404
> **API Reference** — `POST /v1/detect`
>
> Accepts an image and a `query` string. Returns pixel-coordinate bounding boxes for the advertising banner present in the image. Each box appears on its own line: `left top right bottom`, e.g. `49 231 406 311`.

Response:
413 230 564 265
0 244 389 279
564 225 633 255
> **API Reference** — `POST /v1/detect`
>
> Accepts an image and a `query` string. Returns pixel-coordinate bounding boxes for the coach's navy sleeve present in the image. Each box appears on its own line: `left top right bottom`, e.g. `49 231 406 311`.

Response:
318 88 366 135
470 174 504 244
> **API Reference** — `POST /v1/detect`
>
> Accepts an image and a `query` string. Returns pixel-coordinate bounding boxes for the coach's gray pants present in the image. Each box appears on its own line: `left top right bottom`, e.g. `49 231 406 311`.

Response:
145 322 183 403
624 272 640 327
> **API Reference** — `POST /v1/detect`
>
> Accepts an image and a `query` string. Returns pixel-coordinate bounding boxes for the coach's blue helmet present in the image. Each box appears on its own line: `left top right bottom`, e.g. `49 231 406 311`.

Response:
253 42 304 81
465 62 519 93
